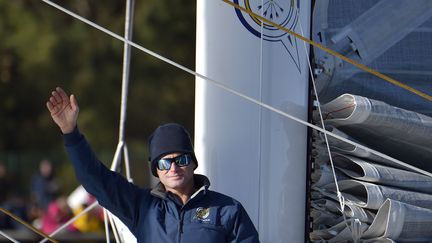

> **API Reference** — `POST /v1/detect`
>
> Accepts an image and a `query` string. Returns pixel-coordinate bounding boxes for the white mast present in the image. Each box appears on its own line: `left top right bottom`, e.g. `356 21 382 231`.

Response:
195 1 311 242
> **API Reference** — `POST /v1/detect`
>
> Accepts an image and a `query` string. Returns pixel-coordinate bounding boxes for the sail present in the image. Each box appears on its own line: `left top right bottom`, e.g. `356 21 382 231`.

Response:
310 0 432 241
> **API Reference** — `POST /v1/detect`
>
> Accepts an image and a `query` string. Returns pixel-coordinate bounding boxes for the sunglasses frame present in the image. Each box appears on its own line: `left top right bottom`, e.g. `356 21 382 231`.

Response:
157 153 193 171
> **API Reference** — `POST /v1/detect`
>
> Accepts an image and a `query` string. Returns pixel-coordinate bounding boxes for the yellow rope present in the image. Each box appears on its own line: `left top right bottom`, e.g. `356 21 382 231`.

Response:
0 207 58 243
222 0 432 102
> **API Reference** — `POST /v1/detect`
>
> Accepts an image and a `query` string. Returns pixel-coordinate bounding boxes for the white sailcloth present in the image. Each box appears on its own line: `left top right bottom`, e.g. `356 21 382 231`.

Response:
323 179 432 210
332 153 432 194
320 93 432 171
363 199 432 241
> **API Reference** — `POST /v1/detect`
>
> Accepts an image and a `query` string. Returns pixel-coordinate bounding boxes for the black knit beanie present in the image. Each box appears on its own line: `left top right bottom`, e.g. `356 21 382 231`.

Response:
148 123 198 177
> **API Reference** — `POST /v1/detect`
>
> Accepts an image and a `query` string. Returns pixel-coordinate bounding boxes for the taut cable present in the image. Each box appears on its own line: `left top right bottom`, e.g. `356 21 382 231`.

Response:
0 207 58 243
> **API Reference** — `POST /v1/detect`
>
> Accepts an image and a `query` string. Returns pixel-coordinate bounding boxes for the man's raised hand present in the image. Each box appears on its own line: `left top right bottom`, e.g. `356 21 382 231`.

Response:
46 87 79 134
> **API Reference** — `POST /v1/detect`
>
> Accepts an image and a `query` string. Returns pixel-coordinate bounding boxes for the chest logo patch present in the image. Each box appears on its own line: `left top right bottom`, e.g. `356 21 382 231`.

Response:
194 207 210 222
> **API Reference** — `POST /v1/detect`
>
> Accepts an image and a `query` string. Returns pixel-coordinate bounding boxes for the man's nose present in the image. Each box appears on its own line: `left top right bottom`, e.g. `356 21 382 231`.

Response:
169 162 179 172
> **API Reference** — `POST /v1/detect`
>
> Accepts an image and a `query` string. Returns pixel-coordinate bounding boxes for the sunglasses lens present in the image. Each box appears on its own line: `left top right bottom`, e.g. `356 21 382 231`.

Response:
177 154 192 166
157 159 172 170
157 154 192 170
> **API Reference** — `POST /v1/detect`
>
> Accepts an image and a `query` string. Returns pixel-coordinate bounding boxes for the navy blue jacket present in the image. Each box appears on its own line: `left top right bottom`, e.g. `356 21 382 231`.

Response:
64 127 260 243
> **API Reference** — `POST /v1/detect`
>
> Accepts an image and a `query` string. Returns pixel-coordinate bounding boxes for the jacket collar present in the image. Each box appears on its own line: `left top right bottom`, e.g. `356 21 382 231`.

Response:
150 174 210 200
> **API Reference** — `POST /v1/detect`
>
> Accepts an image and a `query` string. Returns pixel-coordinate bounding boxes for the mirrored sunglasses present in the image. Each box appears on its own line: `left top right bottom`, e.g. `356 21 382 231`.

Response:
157 154 193 170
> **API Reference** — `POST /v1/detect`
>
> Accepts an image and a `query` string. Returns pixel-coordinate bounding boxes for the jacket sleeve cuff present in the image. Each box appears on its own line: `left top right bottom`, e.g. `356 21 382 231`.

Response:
63 126 84 146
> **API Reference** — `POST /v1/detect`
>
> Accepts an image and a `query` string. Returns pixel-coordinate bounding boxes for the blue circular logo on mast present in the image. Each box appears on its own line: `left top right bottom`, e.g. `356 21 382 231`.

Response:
233 0 302 72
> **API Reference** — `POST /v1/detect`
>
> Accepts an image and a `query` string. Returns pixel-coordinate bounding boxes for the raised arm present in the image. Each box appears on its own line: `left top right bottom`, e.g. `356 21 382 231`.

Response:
45 87 147 233
46 87 79 134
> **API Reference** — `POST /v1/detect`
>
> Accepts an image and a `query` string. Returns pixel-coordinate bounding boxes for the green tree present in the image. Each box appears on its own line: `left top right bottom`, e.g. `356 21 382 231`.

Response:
0 0 196 193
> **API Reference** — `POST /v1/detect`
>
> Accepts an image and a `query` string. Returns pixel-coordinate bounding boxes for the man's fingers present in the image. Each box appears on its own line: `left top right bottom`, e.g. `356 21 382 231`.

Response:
47 87 76 117
46 101 53 111
52 91 62 104
49 96 59 106
70 94 79 111
47 91 66 114
56 87 70 102
46 100 60 114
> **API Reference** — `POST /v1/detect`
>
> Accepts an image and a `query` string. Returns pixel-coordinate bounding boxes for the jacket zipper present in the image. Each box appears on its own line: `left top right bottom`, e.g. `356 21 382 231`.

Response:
177 188 205 242
178 210 185 243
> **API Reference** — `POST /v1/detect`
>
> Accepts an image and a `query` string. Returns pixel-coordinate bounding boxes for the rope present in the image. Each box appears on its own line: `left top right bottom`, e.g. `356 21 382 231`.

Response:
107 210 121 243
255 0 265 230
118 0 134 144
298 10 344 210
298 10 356 239
103 209 111 243
0 230 19 243
107 0 137 234
123 143 132 181
221 0 432 102
0 207 58 243
118 0 135 182
41 0 432 178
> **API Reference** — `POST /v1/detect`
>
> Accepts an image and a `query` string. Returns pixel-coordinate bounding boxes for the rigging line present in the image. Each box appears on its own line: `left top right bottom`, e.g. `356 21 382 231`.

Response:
118 0 134 144
124 144 132 181
0 230 19 243
110 141 124 171
119 0 135 181
256 0 264 231
40 0 432 178
0 207 58 243
298 10 354 239
298 10 343 210
221 0 432 102
107 212 122 243
103 209 111 243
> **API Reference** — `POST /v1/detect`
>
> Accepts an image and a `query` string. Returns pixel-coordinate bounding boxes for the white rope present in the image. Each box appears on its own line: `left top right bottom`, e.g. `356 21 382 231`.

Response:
123 144 132 181
255 0 265 230
106 1 135 240
110 142 124 171
296 9 356 237
108 212 122 243
0 230 19 243
105 143 123 243
40 0 432 178
297 10 345 213
103 209 111 243
118 0 134 144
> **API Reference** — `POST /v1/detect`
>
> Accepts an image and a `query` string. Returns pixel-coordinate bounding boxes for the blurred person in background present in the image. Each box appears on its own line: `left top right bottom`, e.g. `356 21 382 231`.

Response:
40 196 76 234
72 194 104 233
30 159 61 211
